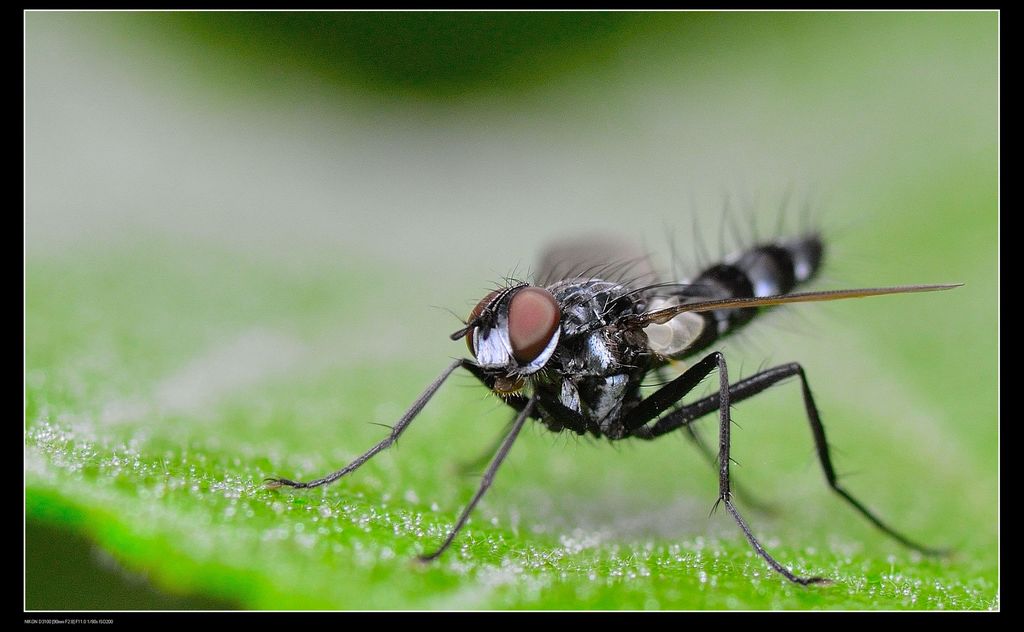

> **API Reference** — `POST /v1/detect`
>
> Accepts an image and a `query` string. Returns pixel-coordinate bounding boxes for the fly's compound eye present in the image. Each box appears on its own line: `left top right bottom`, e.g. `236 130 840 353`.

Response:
507 287 561 363
465 289 502 356
464 285 561 368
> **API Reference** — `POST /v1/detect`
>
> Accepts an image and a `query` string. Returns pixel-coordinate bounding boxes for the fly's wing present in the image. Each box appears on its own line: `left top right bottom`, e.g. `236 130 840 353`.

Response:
535 235 662 288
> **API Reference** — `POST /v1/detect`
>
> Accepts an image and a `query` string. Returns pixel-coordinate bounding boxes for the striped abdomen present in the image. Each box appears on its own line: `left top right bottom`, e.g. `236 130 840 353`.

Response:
646 235 824 360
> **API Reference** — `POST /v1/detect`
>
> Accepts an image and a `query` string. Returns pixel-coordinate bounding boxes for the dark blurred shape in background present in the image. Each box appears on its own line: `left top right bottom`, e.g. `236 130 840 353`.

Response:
167 12 640 98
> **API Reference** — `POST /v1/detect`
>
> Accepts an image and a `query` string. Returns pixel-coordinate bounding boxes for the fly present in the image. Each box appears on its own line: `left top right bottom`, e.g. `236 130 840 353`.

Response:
266 231 959 585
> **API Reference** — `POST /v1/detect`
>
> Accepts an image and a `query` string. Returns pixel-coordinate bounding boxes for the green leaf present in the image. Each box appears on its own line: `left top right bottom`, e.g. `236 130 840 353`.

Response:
26 223 996 610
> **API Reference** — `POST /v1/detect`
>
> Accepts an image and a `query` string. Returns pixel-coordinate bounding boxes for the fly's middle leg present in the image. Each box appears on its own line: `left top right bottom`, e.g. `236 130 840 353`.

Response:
648 368 776 514
621 352 829 584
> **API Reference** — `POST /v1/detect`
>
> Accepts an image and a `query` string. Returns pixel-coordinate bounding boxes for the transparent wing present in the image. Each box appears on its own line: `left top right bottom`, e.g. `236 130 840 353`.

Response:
535 234 662 287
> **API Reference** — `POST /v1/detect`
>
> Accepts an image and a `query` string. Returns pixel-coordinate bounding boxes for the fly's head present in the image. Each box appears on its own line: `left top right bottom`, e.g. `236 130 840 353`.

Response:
451 283 562 396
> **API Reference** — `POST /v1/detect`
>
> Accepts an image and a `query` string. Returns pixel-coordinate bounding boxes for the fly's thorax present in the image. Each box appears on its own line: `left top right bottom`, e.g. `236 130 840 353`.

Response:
547 279 641 335
545 278 651 374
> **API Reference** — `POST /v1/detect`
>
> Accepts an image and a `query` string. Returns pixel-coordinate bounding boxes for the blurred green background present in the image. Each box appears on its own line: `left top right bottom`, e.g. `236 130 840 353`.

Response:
25 11 997 610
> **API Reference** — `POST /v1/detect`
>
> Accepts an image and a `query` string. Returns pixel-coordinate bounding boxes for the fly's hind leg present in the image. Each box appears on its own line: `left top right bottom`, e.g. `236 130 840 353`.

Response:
646 362 944 555
628 358 944 583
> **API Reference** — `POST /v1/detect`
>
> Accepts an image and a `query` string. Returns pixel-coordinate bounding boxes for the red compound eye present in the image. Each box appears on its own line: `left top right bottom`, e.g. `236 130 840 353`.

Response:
507 287 560 363
465 289 501 356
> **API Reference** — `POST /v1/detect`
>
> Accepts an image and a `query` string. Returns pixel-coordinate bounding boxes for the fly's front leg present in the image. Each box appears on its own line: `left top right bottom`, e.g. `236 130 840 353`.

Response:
456 363 586 473
420 395 537 561
265 358 466 490
457 418 516 475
